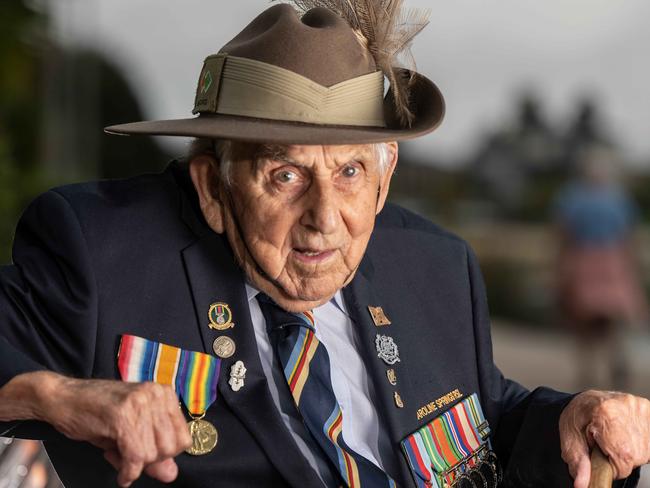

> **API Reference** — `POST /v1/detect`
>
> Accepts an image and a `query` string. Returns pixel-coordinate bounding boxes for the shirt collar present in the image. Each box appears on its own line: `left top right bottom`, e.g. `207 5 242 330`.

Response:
245 283 348 315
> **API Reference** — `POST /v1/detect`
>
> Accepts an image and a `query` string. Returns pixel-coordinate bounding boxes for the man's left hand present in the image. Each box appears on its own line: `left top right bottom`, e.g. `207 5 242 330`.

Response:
559 390 650 488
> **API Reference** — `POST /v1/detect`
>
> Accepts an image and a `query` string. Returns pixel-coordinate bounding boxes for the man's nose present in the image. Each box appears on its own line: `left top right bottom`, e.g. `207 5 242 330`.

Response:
299 179 339 234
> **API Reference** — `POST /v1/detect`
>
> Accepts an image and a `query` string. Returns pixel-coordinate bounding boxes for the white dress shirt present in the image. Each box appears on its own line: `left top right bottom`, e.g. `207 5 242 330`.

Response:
246 284 387 484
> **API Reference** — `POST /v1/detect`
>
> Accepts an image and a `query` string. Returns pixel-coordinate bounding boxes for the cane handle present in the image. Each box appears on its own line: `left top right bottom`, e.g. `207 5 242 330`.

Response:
588 445 614 488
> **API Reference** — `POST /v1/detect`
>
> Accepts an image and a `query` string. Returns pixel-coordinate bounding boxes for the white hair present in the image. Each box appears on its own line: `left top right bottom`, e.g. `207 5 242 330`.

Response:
187 138 392 187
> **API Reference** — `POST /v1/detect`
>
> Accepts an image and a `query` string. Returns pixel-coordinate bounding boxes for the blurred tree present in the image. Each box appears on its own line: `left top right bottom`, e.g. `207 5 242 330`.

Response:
0 1 51 264
0 1 169 263
470 91 565 221
563 97 613 166
42 47 169 180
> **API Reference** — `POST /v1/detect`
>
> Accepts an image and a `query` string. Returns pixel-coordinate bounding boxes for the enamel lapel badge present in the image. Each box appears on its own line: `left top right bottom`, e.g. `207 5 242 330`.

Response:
208 302 234 330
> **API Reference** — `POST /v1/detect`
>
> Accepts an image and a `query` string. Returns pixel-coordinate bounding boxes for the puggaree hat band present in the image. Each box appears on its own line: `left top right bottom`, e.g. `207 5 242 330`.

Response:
105 3 445 144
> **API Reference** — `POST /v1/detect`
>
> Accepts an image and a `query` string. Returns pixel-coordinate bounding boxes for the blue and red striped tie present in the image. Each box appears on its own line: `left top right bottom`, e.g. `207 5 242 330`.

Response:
257 293 396 488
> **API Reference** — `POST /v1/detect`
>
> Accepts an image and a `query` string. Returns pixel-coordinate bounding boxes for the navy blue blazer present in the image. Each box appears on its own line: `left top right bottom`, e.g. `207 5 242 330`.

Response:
0 162 639 487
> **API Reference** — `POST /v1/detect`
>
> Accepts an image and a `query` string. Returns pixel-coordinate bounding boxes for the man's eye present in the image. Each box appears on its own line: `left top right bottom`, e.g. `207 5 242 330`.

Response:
274 170 297 183
341 165 359 178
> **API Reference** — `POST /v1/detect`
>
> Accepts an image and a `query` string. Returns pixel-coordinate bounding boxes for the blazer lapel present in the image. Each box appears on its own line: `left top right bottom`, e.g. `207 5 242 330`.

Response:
343 259 416 488
181 232 322 487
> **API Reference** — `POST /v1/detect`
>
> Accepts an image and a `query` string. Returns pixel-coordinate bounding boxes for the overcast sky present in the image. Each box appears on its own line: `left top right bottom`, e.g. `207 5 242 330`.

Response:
49 0 650 167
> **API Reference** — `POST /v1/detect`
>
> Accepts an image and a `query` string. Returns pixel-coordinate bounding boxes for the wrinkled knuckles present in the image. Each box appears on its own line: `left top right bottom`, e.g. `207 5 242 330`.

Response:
121 447 147 466
157 442 179 459
148 382 170 400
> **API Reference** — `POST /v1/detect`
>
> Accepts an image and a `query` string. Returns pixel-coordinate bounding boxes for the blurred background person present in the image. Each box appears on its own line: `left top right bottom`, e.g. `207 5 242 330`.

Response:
553 146 648 390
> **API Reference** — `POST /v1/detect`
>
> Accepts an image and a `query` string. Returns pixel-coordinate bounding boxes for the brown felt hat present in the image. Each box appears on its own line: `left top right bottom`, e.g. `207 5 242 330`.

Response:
105 4 445 144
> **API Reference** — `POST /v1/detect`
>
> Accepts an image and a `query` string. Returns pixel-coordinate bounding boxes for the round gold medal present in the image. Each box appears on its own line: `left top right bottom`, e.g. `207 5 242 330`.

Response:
185 419 218 456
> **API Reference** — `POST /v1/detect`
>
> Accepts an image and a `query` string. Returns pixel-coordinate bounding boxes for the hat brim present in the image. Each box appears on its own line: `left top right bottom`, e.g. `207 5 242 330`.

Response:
104 71 444 145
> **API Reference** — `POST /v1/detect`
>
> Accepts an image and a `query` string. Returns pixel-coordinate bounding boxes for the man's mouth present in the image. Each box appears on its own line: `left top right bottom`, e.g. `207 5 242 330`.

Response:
292 248 336 263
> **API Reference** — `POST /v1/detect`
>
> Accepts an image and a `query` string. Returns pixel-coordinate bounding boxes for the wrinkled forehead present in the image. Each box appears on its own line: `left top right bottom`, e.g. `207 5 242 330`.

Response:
232 142 377 165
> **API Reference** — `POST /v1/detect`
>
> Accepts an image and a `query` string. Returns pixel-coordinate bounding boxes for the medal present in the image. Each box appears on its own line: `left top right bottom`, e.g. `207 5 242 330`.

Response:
178 349 221 455
186 416 219 456
208 302 234 330
118 335 222 456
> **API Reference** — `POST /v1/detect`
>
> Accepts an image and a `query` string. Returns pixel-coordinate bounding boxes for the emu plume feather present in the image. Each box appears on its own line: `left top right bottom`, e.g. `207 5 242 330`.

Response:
278 0 430 127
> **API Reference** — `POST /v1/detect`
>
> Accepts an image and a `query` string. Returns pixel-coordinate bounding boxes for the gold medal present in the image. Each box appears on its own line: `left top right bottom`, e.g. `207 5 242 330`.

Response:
185 418 218 456
208 302 234 331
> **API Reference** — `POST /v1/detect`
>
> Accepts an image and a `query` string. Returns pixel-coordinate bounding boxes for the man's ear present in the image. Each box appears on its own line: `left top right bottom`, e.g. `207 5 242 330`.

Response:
376 141 398 215
189 154 225 233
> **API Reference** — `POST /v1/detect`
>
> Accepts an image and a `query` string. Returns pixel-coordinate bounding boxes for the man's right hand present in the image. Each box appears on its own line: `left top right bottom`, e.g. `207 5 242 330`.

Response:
0 371 192 487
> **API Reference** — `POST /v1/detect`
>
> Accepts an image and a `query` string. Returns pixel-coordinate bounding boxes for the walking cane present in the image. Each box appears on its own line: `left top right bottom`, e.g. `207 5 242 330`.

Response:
588 445 614 488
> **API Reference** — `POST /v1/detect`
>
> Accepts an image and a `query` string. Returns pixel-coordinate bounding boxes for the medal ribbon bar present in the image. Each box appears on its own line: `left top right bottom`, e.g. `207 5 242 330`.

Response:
401 393 496 488
117 334 221 415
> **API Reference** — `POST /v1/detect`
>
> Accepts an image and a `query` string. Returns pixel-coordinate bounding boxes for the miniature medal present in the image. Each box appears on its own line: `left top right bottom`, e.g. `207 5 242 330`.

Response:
375 334 401 365
212 336 236 359
368 306 391 326
208 302 234 330
186 417 219 456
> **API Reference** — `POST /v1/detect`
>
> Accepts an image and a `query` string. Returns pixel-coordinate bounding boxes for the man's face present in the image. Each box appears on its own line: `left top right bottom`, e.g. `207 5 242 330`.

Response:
205 143 397 312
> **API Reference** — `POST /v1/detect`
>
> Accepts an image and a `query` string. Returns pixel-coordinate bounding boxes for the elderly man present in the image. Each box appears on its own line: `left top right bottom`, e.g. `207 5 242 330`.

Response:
0 3 648 488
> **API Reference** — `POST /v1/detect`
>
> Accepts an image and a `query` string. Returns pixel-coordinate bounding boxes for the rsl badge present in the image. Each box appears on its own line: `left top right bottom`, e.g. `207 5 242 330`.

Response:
208 302 234 330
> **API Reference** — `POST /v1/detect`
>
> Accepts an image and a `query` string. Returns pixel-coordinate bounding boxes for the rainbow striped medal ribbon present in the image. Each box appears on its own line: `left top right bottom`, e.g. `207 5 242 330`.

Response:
118 334 222 456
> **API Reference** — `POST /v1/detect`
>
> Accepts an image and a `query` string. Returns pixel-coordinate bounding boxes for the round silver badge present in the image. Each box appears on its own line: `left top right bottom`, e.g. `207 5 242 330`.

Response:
212 336 236 359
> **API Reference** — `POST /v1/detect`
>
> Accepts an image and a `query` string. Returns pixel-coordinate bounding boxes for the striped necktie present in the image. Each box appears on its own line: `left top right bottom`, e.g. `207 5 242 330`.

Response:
257 293 396 488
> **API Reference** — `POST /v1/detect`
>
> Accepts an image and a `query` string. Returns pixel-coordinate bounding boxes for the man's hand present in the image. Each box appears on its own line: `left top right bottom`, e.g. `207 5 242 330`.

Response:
0 371 192 487
559 390 650 488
